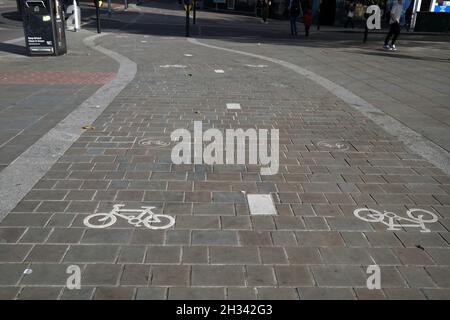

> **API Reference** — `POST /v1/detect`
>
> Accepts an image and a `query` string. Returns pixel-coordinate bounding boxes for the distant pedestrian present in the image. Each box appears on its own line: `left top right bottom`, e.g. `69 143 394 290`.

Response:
383 0 404 51
261 0 271 24
344 1 355 28
288 0 301 35
405 1 413 31
304 8 313 36
316 0 323 30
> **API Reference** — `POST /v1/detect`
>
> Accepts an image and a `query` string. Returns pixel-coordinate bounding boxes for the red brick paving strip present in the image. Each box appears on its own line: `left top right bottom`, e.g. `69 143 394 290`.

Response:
0 71 116 85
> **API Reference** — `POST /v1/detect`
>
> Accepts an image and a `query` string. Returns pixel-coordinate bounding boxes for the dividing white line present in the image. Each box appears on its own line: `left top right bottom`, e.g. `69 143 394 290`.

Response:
187 38 450 176
0 32 137 221
214 69 225 73
3 37 24 44
247 194 277 215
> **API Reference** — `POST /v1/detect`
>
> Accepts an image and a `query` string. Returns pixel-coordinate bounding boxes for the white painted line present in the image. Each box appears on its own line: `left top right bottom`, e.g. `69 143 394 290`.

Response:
160 64 187 68
245 64 267 68
226 103 241 110
187 38 450 176
214 69 225 73
184 54 193 57
3 37 24 44
247 194 277 215
140 40 147 43
0 33 137 222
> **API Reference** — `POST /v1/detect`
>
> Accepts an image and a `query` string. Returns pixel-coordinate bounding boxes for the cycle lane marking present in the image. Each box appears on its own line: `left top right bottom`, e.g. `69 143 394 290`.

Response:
187 38 450 177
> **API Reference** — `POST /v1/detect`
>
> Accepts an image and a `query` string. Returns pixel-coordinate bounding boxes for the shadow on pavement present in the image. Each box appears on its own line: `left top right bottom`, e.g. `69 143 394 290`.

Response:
0 42 27 55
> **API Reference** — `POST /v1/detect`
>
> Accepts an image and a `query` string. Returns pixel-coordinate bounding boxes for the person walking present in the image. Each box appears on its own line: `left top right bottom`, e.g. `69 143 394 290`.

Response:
288 0 301 35
344 1 355 28
383 0 404 51
405 1 413 31
304 7 313 36
261 0 271 24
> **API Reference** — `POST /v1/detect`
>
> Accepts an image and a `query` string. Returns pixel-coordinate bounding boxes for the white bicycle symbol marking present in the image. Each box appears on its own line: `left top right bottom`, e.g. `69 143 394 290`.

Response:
353 208 438 233
138 138 171 148
83 204 175 230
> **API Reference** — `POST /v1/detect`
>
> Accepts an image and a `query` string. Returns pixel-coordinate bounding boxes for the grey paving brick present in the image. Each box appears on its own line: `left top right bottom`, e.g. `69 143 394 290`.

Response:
0 244 31 262
365 232 404 247
192 230 238 245
94 287 135 300
384 288 426 300
17 287 62 300
227 287 257 300
327 217 373 231
354 288 387 300
379 266 408 288
25 244 68 262
83 264 122 285
0 263 26 285
63 245 119 263
296 231 345 247
395 232 448 248
422 289 450 300
192 265 245 286
275 266 314 287
257 288 299 300
60 288 94 300
246 265 276 286
136 287 167 300
166 230 191 245
46 228 84 243
238 231 272 246
285 247 322 265
0 228 26 243
145 246 181 264
151 265 190 286
175 216 220 230
210 246 260 264
0 287 20 299
320 247 373 265
168 287 225 300
181 246 208 264
193 203 234 215
221 216 252 230
271 231 298 246
398 266 436 288
312 265 367 287
298 287 356 300
19 228 52 243
426 248 450 265
81 229 133 244
393 248 435 265
212 192 246 203
425 266 450 288
340 232 370 247
120 264 150 285
21 263 69 285
130 230 165 245
117 245 146 263
259 247 288 264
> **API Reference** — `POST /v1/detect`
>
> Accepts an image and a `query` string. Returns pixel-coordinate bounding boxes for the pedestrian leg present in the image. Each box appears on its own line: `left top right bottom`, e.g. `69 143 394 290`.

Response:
384 24 394 46
391 23 400 46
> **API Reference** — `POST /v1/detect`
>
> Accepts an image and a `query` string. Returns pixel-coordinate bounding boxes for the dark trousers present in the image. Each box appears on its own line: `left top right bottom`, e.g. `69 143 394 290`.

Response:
262 7 269 21
344 17 354 28
305 25 310 36
384 22 400 46
290 17 297 35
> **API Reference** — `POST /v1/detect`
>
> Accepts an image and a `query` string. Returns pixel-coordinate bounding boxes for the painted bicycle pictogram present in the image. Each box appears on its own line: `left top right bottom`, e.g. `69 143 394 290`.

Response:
353 208 438 233
83 204 175 230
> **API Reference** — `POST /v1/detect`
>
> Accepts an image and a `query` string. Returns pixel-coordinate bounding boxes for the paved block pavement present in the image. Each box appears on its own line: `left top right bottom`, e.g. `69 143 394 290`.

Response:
0 0 449 300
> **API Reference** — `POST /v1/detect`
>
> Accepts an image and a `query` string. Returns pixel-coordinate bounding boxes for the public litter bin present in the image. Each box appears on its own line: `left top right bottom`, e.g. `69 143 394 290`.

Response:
21 0 67 55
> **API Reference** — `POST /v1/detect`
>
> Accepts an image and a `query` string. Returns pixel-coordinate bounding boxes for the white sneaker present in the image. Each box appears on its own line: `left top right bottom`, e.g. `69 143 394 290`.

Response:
390 44 397 51
383 45 392 51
